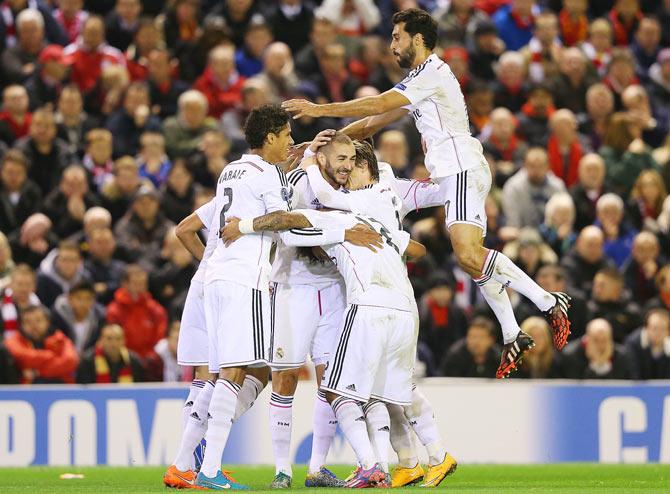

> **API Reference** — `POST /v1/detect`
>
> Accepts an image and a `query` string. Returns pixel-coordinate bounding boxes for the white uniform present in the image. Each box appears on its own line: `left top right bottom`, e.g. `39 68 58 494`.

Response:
281 210 419 405
268 168 347 369
378 161 445 221
177 199 217 366
392 53 491 234
204 154 292 371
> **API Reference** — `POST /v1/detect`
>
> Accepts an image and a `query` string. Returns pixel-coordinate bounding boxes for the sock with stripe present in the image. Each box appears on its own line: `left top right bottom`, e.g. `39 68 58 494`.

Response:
388 403 419 469
308 390 338 474
404 388 446 466
331 396 376 470
475 275 521 344
269 392 294 477
234 374 264 421
480 249 555 312
363 400 391 473
199 379 241 478
174 380 215 471
183 379 205 430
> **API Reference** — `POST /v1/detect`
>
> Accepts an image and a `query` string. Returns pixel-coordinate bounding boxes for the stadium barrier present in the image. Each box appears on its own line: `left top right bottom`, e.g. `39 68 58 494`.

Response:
1 379 669 466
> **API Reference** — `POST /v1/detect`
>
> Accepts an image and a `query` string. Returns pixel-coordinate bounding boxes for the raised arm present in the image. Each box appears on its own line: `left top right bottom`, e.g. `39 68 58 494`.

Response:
283 89 411 119
340 108 409 140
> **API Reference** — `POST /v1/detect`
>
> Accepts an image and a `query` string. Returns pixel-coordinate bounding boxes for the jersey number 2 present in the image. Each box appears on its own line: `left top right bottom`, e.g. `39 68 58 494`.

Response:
218 187 233 237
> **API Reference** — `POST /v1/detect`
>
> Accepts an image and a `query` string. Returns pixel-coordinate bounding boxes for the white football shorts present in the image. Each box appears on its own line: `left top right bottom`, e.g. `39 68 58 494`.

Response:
440 160 491 236
177 279 209 366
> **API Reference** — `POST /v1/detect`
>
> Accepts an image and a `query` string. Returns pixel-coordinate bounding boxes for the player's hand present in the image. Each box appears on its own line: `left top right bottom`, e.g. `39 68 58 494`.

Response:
289 142 310 160
308 129 336 153
344 224 383 252
282 99 320 119
221 217 243 246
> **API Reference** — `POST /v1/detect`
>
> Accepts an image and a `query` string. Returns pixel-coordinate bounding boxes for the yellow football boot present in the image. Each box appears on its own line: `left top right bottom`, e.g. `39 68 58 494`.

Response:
420 453 458 487
391 463 425 487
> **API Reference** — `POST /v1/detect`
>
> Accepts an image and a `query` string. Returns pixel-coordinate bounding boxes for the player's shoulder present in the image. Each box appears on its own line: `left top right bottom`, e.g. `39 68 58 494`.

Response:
287 168 307 186
401 54 441 83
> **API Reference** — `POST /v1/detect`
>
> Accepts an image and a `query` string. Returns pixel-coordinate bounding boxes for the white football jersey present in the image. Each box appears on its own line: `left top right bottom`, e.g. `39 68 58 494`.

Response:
280 209 416 313
205 154 292 292
191 198 216 283
378 162 445 221
392 54 485 178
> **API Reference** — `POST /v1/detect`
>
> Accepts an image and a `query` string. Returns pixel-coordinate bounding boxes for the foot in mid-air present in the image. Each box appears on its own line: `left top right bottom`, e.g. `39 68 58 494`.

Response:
163 465 197 488
270 472 292 489
544 292 571 350
391 463 425 487
305 467 346 487
345 463 388 488
195 470 249 490
496 330 535 379
420 453 458 488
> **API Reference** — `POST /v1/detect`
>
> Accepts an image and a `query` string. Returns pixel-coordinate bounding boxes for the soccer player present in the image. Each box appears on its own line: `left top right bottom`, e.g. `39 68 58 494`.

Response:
282 8 571 378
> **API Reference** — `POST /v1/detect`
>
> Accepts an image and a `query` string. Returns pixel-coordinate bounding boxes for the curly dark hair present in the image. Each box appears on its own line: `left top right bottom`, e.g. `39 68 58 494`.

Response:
244 104 290 149
392 8 438 50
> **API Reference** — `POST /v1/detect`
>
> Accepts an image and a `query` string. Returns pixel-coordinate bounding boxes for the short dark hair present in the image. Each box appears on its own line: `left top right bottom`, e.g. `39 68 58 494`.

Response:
244 104 290 149
69 281 95 295
122 263 147 282
392 8 438 50
353 140 379 182
20 304 50 320
596 266 623 284
2 149 28 169
469 316 495 336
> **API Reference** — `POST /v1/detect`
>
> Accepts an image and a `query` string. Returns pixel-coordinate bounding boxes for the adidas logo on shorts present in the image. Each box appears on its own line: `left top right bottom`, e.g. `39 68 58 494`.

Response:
346 384 357 392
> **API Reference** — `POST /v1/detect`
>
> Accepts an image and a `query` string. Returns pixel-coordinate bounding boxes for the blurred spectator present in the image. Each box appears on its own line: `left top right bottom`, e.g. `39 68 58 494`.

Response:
563 318 633 379
570 154 608 231
622 232 662 305
521 12 561 84
193 43 245 119
55 85 100 157
440 316 500 378
160 160 197 224
608 0 643 47
52 281 105 353
104 0 141 52
368 44 406 92
516 82 555 147
220 78 270 146
378 130 411 178
162 89 217 159
466 81 494 137
434 0 489 45
150 227 195 309
68 206 112 248
547 109 589 188
76 322 144 383
492 51 528 113
0 343 19 383
36 241 90 308
53 0 89 44
284 81 339 146
25 45 74 111
579 83 614 151
657 196 670 253
588 266 642 343
316 0 380 36
82 129 115 191
558 0 588 47
137 131 171 188
513 316 565 378
5 304 78 384
252 42 298 103
502 148 566 229
295 17 337 78
114 184 174 264
1 8 46 83
418 270 468 363
0 149 42 235
603 48 639 106
561 225 614 296
208 0 260 47
467 20 504 82
502 227 557 279
0 85 31 146
43 165 100 239
145 320 187 381
581 19 613 78
551 47 598 115
625 308 670 379
444 45 471 91
631 17 661 77
538 192 577 257
646 265 670 313
15 108 75 196
600 112 659 199
265 0 313 55
106 81 161 158
627 170 667 231
0 264 39 340
482 108 527 177
84 226 126 304
162 0 201 69
101 156 145 222
146 48 189 119
106 264 167 358
123 19 162 81
235 16 273 78
658 0 670 47
312 42 360 102
595 192 637 268
622 84 668 149
647 50 670 133
348 36 383 85
187 129 230 189
0 0 67 51
8 213 58 268
0 233 13 290
492 0 536 51
411 208 453 267
63 15 126 95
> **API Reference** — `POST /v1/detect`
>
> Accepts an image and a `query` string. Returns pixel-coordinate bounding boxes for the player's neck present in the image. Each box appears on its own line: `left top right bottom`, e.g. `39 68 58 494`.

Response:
410 50 432 69
250 148 277 164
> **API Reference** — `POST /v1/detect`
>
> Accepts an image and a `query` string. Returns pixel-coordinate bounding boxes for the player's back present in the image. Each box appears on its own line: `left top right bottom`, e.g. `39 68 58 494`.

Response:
342 183 403 232
206 154 290 291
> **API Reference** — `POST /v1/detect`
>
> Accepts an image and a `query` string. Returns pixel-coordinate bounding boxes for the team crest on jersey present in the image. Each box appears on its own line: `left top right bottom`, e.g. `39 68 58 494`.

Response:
281 187 293 203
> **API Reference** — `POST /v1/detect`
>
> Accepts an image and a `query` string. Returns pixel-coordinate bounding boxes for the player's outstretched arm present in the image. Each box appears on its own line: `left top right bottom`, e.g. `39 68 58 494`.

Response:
340 108 409 140
220 211 312 245
282 223 383 252
283 90 411 119
404 239 427 259
175 212 206 260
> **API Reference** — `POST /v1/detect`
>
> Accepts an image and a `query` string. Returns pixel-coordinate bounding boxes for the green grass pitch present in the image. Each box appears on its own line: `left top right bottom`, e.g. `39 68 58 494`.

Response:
2 464 670 493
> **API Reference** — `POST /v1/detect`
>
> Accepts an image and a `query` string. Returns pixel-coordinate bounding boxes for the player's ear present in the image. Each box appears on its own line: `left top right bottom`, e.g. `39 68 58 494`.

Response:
316 151 326 167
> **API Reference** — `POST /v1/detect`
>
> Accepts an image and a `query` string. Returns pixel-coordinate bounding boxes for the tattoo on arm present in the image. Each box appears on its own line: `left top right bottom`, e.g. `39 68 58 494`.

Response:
253 211 312 232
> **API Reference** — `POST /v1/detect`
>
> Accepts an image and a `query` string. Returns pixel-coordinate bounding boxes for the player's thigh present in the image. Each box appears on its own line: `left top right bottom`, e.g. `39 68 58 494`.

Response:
311 281 346 367
270 282 320 369
322 305 385 403
178 280 209 366
443 161 491 236
371 310 418 406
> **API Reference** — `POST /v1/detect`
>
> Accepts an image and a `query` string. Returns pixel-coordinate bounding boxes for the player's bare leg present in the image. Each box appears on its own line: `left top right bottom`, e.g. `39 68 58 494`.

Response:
449 223 570 378
268 367 300 488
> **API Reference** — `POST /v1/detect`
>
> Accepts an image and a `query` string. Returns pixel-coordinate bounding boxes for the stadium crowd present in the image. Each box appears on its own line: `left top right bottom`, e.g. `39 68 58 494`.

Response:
0 0 669 384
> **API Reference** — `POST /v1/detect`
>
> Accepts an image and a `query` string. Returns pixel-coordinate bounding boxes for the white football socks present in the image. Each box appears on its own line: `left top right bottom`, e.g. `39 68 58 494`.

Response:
475 276 521 344
363 400 391 473
405 388 446 466
182 379 205 430
269 392 294 477
388 403 418 468
199 379 241 478
234 374 264 421
308 390 338 474
174 379 215 471
331 396 376 470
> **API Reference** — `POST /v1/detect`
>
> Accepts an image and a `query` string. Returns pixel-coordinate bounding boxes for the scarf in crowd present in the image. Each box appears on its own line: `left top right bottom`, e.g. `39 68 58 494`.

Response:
510 8 534 30
490 134 521 161
0 111 31 140
528 37 561 83
53 8 88 44
521 102 556 119
581 42 611 76
1 288 40 340
428 297 449 327
178 19 197 41
547 135 583 187
82 155 114 191
0 0 38 48
94 345 133 383
559 10 587 46
608 9 642 46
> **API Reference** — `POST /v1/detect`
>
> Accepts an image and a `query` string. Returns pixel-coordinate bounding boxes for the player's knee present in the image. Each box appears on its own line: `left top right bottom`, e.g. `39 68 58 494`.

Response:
194 366 215 381
246 366 270 387
453 244 487 275
324 391 339 404
271 368 299 395
220 367 246 386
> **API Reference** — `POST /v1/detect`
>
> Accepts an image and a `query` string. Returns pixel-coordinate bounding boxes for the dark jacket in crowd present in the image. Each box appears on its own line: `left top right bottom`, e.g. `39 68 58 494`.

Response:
586 299 642 344
625 328 670 380
14 137 76 195
76 346 145 383
562 339 634 379
440 339 501 378
560 250 615 298
52 294 107 354
42 190 101 239
0 343 20 384
0 178 42 234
